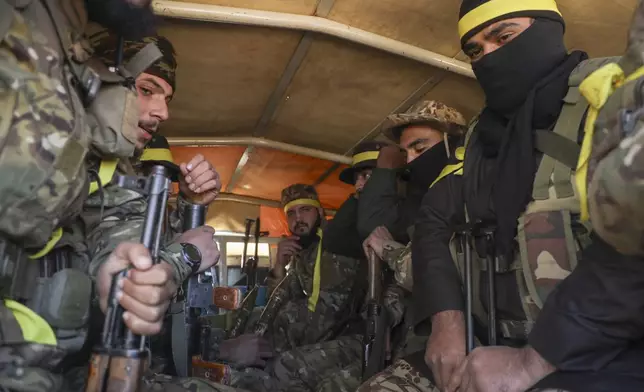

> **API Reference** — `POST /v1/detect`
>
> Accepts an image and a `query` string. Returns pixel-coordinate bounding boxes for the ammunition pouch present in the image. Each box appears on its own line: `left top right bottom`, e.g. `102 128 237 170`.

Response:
0 237 91 353
28 268 91 352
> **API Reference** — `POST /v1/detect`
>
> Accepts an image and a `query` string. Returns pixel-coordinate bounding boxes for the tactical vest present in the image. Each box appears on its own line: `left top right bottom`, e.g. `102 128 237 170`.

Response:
0 0 160 385
1 1 93 387
442 57 620 341
579 53 644 256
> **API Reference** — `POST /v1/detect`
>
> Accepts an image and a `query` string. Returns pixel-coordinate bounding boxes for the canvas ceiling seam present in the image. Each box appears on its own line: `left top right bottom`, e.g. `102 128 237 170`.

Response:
251 0 337 139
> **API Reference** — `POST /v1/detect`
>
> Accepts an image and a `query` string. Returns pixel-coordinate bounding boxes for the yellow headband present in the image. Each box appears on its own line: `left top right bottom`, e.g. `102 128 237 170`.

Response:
283 198 321 213
140 148 174 163
458 0 562 39
352 151 380 166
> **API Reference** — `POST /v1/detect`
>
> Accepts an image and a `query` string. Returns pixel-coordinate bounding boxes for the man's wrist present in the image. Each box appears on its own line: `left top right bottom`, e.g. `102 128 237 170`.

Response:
431 310 465 330
270 265 287 280
162 242 191 284
522 346 555 381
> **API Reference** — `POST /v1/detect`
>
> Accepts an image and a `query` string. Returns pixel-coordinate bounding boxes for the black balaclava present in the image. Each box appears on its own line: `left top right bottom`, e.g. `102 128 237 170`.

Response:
402 140 449 192
473 20 567 115
459 0 588 261
473 19 570 156
393 140 450 242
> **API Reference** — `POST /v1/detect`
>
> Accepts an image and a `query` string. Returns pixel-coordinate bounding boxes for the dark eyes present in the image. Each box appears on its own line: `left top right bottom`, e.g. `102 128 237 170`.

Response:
498 33 514 43
467 46 483 61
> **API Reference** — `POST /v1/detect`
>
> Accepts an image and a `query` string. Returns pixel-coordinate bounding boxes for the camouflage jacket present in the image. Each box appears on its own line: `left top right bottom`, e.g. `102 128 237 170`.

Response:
82 159 193 288
1 1 98 391
263 236 365 352
382 240 412 292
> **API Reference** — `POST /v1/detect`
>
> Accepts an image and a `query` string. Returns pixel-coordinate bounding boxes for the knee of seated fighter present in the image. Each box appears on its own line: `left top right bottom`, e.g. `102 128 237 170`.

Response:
269 350 307 383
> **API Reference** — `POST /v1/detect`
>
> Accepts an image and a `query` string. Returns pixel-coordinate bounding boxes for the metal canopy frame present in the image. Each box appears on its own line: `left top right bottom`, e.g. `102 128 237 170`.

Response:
157 0 473 210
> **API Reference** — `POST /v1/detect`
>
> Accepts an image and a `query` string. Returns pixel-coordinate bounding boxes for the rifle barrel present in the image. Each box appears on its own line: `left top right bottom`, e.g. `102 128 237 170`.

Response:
462 234 474 354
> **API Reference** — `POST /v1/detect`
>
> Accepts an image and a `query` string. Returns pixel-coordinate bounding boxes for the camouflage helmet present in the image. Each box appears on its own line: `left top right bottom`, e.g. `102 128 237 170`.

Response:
339 141 387 185
90 29 178 92
281 184 321 213
381 100 467 143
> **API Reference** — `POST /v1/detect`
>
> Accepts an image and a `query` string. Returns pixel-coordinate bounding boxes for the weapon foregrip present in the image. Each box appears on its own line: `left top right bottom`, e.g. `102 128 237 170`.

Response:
366 249 381 302
183 204 206 232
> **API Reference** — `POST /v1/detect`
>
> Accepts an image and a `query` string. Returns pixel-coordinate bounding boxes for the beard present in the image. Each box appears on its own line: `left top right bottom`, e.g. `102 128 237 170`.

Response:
292 214 322 248
86 0 158 40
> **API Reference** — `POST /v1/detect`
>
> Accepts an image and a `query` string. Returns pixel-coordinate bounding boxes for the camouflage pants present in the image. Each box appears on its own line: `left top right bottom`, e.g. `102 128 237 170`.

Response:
63 363 256 392
143 374 253 392
356 359 574 392
269 299 312 353
270 334 363 392
357 359 437 392
316 361 362 392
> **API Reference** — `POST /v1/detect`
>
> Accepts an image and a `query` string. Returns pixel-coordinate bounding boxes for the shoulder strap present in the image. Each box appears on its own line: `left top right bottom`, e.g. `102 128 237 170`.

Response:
533 59 619 201
532 85 588 200
124 42 163 79
88 159 118 195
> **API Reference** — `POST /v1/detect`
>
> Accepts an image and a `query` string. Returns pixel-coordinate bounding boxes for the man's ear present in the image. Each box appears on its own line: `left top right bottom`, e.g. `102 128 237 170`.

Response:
317 207 325 220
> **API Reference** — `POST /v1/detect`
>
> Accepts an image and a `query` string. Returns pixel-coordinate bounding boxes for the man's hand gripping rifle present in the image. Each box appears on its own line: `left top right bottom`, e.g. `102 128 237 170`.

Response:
85 163 175 392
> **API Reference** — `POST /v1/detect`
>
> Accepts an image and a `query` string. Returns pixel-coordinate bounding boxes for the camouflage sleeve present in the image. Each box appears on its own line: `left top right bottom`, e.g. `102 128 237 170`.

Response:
306 253 364 342
267 266 302 299
167 194 204 238
383 283 406 328
85 186 192 288
382 241 412 292
266 269 285 297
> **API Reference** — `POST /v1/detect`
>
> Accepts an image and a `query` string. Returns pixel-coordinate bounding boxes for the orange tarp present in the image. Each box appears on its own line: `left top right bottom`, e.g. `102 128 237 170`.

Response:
260 206 290 237
168 146 354 210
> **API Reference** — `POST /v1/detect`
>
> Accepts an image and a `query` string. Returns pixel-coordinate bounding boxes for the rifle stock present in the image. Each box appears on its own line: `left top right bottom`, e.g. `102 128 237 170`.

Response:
85 164 174 392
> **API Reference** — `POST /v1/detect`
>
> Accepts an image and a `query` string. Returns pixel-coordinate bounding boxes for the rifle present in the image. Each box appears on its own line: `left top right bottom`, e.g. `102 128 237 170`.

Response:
252 270 291 337
458 221 498 353
362 248 388 381
210 218 255 313
457 227 475 354
227 217 262 338
190 217 266 383
85 163 174 392
169 203 208 378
